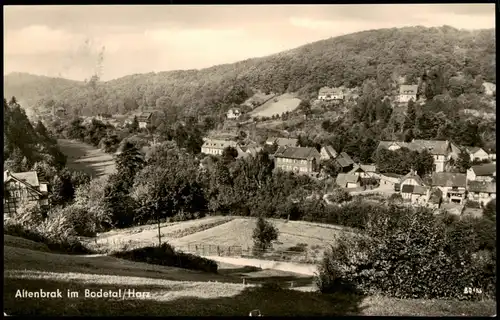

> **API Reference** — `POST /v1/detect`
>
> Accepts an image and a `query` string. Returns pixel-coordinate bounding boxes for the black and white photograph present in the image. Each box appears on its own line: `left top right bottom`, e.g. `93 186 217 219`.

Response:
3 3 496 316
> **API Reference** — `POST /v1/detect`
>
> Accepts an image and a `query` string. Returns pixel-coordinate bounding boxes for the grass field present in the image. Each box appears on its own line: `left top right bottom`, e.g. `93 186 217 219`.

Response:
89 216 347 260
249 93 301 118
85 216 235 253
57 139 116 178
4 235 496 316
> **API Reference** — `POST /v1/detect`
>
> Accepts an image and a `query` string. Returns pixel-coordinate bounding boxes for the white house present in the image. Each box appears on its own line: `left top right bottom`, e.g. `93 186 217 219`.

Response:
377 140 452 173
467 181 496 207
226 108 241 120
320 146 338 161
348 164 377 179
201 139 240 156
466 147 490 162
318 87 344 101
398 84 418 103
399 170 426 200
336 173 360 189
431 172 467 205
467 163 496 182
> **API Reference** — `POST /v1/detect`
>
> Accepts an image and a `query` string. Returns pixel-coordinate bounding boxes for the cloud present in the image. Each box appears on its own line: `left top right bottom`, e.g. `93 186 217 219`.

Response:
4 25 86 55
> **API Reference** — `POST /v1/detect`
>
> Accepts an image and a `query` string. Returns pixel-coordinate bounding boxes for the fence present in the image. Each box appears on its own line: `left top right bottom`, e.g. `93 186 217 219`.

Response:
177 243 323 265
85 238 323 265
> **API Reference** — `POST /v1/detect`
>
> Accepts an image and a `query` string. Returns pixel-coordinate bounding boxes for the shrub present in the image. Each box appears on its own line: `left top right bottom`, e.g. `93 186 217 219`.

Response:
4 223 93 255
327 188 352 204
112 243 218 273
288 243 308 252
388 193 403 203
316 206 496 300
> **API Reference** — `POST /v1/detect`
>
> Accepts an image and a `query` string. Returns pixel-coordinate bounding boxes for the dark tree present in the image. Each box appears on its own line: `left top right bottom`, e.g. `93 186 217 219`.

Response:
222 146 239 163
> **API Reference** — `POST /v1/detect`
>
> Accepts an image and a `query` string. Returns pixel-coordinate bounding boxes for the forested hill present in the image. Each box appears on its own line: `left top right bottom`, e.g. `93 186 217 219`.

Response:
4 26 495 118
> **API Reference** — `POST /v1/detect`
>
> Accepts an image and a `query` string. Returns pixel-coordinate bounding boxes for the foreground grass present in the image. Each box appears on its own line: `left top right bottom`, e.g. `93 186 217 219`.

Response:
5 269 495 316
4 237 496 316
360 295 496 317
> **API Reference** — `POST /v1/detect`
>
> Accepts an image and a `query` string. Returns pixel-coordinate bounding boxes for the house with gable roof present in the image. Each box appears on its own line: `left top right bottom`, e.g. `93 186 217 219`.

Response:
318 87 344 101
467 181 496 207
431 172 467 204
465 146 490 163
3 170 49 216
467 163 496 182
320 146 338 161
273 146 321 174
334 152 355 173
265 137 299 148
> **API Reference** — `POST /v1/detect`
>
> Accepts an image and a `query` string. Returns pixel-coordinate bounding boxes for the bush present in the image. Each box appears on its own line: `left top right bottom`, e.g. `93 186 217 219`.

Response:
327 188 352 204
288 243 308 252
4 223 93 255
315 206 496 300
388 193 403 203
112 243 218 273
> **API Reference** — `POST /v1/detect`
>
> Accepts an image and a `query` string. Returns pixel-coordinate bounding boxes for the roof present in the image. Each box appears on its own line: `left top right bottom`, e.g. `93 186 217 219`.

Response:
431 172 467 188
376 141 410 151
4 171 40 187
137 112 153 121
266 137 298 147
202 139 239 150
466 147 488 156
381 172 404 179
467 181 496 194
401 184 415 193
360 164 376 173
377 140 451 155
409 140 450 155
470 163 496 176
335 152 354 168
321 146 338 158
274 146 321 160
4 171 43 196
318 87 342 95
336 173 360 186
401 170 425 186
348 163 376 175
399 85 418 95
413 185 428 195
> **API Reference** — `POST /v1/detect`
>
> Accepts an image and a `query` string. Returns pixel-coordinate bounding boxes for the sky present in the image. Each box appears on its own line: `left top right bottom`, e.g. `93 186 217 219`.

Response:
3 4 495 82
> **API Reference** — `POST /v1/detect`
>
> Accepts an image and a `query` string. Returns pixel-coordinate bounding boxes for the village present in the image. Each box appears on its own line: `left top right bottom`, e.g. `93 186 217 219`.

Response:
3 8 497 316
6 83 496 218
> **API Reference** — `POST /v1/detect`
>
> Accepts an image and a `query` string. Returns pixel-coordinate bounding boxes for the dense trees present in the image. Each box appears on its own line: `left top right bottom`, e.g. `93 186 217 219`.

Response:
5 27 494 121
374 148 434 176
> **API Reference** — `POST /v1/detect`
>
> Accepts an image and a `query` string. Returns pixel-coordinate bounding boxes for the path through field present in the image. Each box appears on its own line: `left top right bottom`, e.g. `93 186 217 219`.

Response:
57 139 116 178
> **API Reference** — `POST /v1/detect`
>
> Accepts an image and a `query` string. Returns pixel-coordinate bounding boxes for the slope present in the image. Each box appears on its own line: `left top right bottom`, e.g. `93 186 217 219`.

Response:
4 26 495 118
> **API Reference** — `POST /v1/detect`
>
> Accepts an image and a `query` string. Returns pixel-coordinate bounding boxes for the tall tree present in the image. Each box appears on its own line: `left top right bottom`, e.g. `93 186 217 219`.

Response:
115 140 145 189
